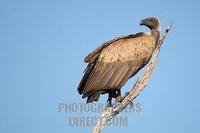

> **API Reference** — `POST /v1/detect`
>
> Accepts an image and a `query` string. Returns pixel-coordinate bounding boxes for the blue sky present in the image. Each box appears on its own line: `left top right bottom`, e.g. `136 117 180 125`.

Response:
0 0 200 133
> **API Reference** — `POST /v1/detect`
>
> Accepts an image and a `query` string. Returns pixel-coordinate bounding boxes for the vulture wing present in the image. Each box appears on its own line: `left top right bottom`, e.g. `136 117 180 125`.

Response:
84 34 143 63
78 33 156 102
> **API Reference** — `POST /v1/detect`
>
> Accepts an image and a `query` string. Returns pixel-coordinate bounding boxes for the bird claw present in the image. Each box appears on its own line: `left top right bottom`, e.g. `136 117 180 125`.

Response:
113 101 121 108
105 99 112 110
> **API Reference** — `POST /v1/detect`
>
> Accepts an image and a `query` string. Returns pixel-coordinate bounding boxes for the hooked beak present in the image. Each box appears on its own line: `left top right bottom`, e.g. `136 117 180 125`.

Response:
140 20 144 26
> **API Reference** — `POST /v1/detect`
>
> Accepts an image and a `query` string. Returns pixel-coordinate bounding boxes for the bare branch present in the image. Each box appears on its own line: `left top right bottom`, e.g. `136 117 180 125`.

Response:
92 22 173 133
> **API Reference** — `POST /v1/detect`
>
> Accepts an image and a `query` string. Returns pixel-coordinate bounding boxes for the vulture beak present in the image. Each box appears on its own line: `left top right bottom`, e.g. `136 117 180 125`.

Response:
140 20 144 26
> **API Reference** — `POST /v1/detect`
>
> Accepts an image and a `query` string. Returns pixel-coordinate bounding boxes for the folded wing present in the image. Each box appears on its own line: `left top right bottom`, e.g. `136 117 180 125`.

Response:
78 33 156 102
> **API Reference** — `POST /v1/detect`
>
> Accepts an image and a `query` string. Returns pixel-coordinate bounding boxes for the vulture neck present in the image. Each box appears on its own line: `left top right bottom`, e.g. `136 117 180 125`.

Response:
144 28 160 45
151 29 160 43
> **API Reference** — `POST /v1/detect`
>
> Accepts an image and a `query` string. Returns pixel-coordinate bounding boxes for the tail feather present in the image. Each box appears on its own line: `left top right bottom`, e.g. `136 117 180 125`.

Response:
86 93 100 103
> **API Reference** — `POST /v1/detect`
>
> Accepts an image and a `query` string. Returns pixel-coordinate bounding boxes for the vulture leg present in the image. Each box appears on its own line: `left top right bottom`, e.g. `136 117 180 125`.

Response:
115 90 123 103
106 90 124 108
106 90 118 108
106 92 113 108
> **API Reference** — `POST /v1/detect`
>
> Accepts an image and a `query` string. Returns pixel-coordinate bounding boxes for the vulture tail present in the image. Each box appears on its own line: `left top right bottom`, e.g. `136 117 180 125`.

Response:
86 93 100 103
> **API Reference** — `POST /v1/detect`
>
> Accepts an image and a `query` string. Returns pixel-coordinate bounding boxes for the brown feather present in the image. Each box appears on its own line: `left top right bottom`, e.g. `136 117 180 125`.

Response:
84 33 143 63
77 32 156 102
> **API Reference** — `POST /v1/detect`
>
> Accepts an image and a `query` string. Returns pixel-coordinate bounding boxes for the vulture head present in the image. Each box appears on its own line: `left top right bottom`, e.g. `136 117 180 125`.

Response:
140 17 160 31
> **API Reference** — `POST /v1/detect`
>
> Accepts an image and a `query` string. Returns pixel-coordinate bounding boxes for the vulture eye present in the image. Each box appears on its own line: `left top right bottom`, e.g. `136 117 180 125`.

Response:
149 19 153 21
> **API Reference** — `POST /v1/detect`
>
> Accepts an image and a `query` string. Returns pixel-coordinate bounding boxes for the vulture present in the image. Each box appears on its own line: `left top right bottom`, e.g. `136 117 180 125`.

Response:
77 17 161 106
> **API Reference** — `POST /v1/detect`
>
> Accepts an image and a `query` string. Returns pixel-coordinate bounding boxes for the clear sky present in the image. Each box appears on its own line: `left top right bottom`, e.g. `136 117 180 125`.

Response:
0 0 200 133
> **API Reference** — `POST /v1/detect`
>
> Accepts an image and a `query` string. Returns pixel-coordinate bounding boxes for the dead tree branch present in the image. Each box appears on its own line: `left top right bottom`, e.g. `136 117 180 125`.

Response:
92 22 173 133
